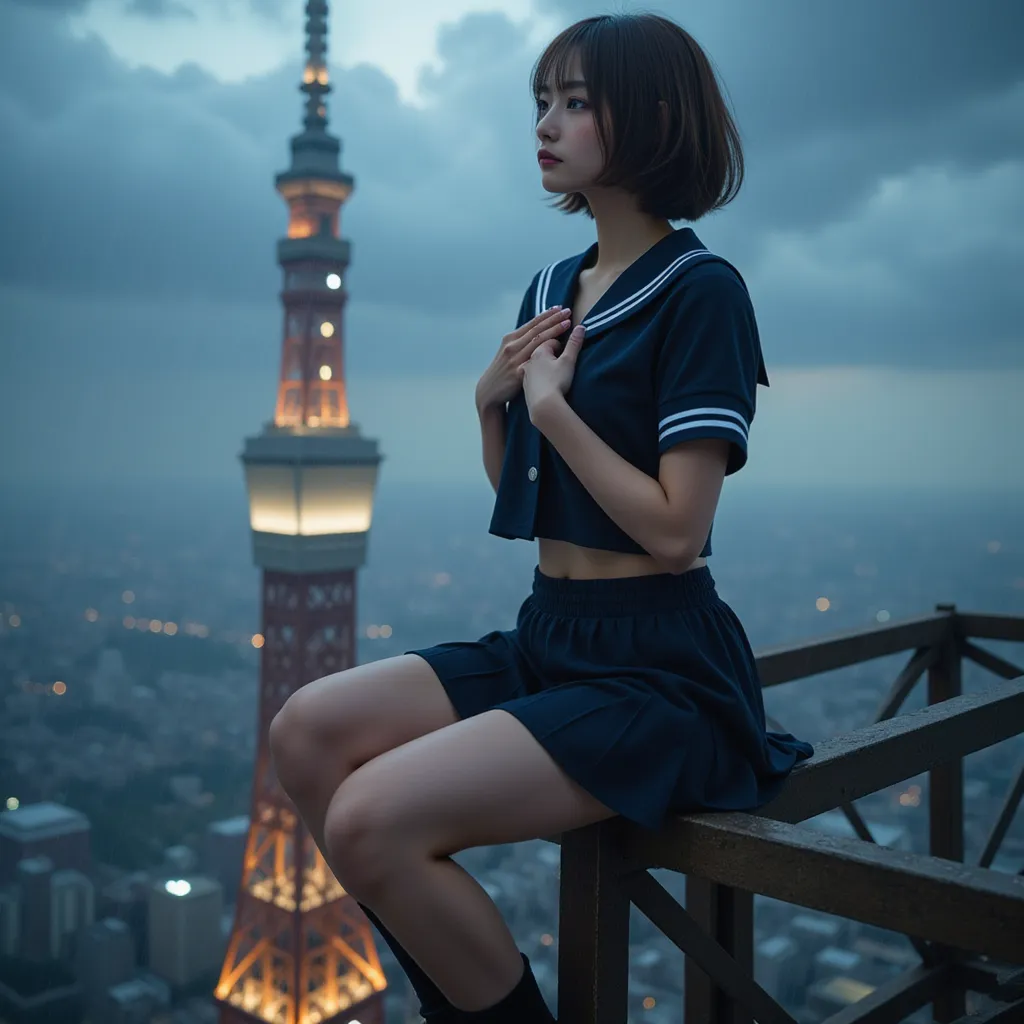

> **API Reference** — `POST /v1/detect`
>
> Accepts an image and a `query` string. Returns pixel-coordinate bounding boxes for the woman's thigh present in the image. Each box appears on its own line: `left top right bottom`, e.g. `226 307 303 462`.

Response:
326 709 618 868
272 653 461 775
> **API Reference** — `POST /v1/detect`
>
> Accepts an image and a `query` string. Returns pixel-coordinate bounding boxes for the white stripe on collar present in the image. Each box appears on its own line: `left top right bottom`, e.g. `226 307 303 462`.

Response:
534 260 559 317
582 247 713 331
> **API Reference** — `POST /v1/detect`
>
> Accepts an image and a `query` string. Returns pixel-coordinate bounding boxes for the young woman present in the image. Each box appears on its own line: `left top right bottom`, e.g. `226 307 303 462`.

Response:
269 12 813 1023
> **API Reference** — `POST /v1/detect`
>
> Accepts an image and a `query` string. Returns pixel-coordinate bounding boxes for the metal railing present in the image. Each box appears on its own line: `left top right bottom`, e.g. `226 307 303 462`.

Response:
550 604 1024 1024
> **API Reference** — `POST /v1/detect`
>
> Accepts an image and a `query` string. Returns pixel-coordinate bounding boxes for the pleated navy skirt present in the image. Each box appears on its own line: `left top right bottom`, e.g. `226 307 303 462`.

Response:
406 565 813 832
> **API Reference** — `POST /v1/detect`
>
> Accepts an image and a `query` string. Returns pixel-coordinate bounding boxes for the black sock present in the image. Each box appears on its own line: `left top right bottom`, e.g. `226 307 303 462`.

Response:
457 952 556 1022
357 901 452 1018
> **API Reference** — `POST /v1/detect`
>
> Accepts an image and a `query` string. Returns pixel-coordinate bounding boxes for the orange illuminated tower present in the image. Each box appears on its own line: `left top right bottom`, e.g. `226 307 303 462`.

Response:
215 3 386 1022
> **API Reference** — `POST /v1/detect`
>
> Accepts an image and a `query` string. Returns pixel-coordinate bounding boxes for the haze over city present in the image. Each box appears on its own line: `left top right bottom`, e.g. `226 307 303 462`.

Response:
0 1 1022 1023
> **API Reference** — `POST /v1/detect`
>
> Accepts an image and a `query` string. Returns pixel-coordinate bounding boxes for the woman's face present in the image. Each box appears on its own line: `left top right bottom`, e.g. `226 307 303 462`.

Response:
534 54 604 195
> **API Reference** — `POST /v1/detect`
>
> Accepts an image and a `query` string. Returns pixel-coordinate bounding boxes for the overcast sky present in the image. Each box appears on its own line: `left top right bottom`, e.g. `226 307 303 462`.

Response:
0 0 1021 492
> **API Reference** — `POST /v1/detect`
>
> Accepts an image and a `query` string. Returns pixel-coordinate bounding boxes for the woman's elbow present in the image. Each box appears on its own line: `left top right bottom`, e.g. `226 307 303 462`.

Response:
650 534 703 575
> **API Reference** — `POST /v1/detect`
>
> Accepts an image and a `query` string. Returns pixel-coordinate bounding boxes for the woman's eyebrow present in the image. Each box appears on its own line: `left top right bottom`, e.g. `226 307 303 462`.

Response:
537 79 588 94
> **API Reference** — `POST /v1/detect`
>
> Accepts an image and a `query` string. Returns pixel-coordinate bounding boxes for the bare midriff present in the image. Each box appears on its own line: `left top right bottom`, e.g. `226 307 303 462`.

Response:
537 537 706 581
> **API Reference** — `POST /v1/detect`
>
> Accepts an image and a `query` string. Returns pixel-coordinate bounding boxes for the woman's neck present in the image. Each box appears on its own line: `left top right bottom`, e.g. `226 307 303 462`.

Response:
584 188 674 277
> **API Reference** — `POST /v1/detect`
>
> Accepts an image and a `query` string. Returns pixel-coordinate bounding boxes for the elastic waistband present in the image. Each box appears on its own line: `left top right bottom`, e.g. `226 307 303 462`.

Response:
530 565 718 617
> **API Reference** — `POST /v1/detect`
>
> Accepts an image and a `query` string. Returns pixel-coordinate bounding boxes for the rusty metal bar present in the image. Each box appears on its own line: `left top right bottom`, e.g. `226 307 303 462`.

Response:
755 613 950 687
683 878 754 1024
557 820 631 1024
873 645 940 722
819 963 953 1024
947 997 1024 1024
929 611 966 1022
752 681 1024 824
622 814 1024 961
624 871 794 1024
961 639 1024 680
979 754 1024 870
958 613 1024 643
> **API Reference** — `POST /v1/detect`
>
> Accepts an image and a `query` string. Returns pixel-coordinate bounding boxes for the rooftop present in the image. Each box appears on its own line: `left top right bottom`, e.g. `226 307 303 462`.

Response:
0 801 89 841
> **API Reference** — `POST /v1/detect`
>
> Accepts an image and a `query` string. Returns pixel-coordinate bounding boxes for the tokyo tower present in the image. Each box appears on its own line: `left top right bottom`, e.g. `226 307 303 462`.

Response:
215 2 386 1022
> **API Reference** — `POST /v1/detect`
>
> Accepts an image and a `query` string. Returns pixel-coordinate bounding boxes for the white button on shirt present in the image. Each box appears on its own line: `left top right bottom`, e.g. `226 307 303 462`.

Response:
528 466 538 482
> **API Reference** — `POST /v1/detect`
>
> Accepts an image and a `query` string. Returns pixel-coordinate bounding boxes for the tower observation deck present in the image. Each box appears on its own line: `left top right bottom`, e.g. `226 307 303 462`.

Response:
215 3 386 1022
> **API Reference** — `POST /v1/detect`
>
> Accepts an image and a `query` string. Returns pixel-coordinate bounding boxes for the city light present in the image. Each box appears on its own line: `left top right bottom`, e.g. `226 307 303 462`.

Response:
6 797 19 811
899 784 922 808
320 321 335 338
380 624 392 638
123 616 136 628
164 622 178 635
319 365 332 380
85 608 99 622
643 996 657 1009
540 933 554 946
53 681 67 696
8 614 20 628
251 633 265 649
876 609 891 623
122 590 135 604
165 879 192 897
326 273 341 289
816 597 830 611
317 68 329 85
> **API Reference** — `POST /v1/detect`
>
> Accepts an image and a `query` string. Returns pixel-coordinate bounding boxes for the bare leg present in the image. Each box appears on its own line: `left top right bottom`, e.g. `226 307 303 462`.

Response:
322 708 617 1011
268 653 460 856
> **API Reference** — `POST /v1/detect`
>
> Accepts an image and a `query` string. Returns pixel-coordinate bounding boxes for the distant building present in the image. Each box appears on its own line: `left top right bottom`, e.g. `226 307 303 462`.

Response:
806 974 876 1018
756 935 805 1004
203 815 248 900
813 944 863 983
12 856 96 961
0 886 19 955
98 869 151 966
0 955 84 1024
0 801 92 886
105 972 171 1024
51 868 95 960
148 875 224 988
73 917 136 1021
162 844 199 877
790 911 845 955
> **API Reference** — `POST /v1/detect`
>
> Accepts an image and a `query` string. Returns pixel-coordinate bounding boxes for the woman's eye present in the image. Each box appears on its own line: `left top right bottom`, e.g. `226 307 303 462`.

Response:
567 97 588 110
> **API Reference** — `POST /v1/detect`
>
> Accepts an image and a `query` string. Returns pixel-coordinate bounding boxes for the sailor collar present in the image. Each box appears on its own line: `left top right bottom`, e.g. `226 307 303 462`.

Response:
532 227 723 340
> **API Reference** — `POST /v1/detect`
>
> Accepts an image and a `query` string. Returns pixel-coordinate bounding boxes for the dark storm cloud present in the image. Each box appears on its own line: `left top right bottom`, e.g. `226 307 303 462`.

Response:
0 0 1021 374
539 0 1024 228
0 3 557 318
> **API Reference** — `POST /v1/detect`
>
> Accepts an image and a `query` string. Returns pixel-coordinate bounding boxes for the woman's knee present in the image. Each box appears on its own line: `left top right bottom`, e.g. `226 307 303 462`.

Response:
269 677 348 793
323 778 406 900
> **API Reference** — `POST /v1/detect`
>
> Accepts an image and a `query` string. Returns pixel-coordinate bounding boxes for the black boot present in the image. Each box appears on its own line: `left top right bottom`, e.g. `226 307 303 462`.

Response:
357 902 458 1021
455 952 556 1023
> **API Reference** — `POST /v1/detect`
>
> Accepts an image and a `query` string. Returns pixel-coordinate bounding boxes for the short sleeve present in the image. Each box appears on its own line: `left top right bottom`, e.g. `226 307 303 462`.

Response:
655 267 767 474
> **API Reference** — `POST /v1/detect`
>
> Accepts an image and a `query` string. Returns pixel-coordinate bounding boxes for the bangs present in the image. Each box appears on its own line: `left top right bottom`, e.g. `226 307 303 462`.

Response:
530 18 605 99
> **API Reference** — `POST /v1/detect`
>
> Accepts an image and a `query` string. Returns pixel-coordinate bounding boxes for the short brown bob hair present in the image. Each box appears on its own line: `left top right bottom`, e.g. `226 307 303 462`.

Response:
531 13 744 222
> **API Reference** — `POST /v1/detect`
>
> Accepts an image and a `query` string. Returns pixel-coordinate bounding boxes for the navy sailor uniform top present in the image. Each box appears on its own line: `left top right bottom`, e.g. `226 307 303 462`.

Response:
488 226 769 559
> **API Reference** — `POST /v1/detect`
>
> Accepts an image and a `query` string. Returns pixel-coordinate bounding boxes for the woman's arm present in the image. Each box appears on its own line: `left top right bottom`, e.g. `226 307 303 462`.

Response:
531 394 727 572
477 399 508 493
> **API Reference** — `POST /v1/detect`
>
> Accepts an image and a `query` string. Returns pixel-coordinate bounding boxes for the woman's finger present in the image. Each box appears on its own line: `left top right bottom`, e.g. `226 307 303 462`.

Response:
522 318 571 356
508 307 570 348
